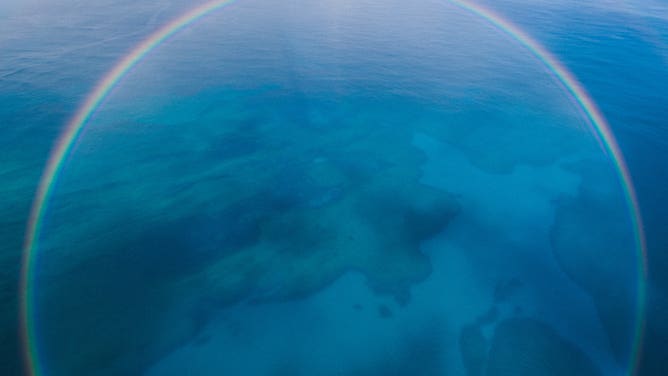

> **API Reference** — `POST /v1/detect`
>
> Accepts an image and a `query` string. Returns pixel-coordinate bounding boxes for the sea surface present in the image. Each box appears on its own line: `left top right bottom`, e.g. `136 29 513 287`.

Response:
1 0 667 375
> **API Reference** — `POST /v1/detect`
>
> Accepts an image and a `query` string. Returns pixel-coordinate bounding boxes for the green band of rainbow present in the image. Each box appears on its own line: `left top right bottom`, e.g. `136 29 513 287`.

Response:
19 2 237 375
447 2 647 374
19 1 647 375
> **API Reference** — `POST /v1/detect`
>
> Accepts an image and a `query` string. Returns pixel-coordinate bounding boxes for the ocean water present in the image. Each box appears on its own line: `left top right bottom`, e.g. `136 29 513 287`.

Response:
1 0 667 375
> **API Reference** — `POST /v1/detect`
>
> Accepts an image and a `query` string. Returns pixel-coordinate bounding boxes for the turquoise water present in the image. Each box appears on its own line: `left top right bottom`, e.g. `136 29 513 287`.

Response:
1 0 667 375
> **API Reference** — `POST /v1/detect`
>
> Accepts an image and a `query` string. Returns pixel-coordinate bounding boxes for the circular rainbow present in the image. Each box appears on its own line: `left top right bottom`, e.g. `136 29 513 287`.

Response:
19 1 648 375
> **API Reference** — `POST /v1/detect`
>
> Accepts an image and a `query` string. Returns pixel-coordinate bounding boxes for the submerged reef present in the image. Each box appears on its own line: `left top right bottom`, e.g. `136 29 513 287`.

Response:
34 91 460 374
485 318 600 375
456 265 607 376
550 159 637 363
187 158 460 306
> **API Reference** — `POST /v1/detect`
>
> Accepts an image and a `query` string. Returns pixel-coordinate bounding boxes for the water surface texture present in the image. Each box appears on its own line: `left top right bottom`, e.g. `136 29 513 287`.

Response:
1 0 667 375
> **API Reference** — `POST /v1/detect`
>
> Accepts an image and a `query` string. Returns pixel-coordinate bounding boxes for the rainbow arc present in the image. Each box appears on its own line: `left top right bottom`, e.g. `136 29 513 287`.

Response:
19 1 647 375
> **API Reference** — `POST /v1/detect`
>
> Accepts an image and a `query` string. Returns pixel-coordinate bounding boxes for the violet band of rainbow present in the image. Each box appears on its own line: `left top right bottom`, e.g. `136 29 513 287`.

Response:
19 1 647 375
19 2 238 375
447 2 647 374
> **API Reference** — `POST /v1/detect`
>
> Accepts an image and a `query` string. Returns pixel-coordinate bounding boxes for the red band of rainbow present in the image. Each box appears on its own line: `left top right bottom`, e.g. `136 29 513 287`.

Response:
19 1 647 375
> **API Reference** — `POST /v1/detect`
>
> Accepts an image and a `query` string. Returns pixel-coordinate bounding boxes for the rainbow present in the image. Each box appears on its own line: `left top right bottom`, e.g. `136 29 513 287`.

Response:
447 2 647 374
19 0 647 375
18 1 238 375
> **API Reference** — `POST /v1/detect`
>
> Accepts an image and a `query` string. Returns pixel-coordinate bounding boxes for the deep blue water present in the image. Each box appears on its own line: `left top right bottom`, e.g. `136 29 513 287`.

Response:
1 0 667 375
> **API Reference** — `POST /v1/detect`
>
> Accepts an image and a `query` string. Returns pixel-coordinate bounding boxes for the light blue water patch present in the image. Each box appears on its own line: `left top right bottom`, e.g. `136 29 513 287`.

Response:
145 128 623 375
146 272 443 375
13 0 651 374
414 132 623 375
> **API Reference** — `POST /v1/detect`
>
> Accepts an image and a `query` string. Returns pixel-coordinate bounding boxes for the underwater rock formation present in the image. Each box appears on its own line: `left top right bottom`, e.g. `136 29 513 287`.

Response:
485 318 600 376
550 159 636 363
34 90 460 375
